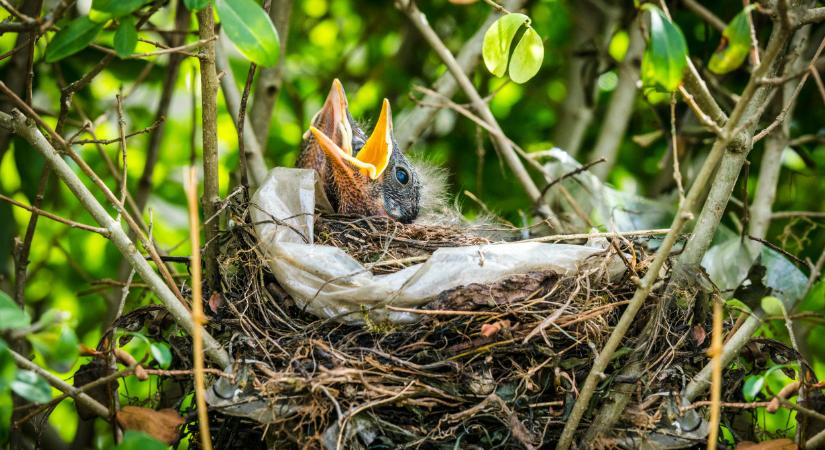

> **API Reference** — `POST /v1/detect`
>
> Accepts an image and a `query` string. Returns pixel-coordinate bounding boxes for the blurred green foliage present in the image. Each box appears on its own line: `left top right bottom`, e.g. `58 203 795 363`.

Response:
0 0 824 447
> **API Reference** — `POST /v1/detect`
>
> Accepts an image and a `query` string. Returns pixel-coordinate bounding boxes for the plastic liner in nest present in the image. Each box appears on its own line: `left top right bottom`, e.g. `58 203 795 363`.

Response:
244 168 626 324
193 168 704 449
207 218 646 449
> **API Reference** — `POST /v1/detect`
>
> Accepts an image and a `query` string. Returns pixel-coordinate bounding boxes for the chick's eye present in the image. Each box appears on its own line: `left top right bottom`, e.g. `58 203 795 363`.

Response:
395 167 410 185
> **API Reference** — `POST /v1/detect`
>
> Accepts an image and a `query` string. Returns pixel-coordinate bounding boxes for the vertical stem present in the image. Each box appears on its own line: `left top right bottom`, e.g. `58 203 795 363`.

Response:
707 295 723 450
185 167 213 450
237 63 257 190
249 0 294 145
591 20 645 179
197 7 221 293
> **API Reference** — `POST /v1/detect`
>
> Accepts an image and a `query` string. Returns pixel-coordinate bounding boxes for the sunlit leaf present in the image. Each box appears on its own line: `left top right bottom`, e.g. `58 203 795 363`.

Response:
44 16 104 63
114 431 168 450
760 296 786 316
149 343 172 369
216 0 280 67
0 291 30 331
28 324 79 373
482 13 529 77
114 17 138 58
92 0 147 17
0 391 11 444
742 375 764 401
184 0 213 10
709 5 757 74
0 340 14 393
509 27 544 83
640 5 688 92
10 370 52 404
724 298 752 314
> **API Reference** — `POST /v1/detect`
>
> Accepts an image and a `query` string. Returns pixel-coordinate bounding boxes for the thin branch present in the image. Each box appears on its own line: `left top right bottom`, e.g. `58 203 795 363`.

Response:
0 82 187 305
215 37 268 187
71 118 164 145
396 0 561 229
682 0 726 32
754 36 825 142
707 295 723 450
127 36 215 59
185 167 214 450
10 348 110 419
557 9 794 447
237 62 257 190
196 6 221 294
12 167 50 307
0 193 110 236
395 0 526 150
0 109 230 368
249 0 294 145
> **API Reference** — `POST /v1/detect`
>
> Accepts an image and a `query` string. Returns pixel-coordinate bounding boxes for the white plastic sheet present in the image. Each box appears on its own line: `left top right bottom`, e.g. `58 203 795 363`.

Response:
251 168 625 323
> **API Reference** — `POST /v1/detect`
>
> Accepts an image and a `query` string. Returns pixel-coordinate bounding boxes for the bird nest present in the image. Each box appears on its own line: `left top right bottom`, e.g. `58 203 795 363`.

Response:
162 191 729 450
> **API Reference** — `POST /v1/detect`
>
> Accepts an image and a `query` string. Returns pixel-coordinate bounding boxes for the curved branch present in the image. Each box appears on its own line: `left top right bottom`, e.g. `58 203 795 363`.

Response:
0 109 231 368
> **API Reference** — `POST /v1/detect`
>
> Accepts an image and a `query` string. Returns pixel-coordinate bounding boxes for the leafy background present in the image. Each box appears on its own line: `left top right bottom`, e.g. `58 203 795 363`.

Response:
0 0 824 447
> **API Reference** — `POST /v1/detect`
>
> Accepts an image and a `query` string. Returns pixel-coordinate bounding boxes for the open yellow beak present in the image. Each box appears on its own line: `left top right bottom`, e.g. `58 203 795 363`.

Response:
308 78 354 155
310 98 394 181
309 126 376 177
355 99 393 180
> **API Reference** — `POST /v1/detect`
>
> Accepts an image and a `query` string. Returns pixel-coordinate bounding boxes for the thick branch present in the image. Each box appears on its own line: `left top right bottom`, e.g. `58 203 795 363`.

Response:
556 14 795 450
0 110 230 368
196 7 221 293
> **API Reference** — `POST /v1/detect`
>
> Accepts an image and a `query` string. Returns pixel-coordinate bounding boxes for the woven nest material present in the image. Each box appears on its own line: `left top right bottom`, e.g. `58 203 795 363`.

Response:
133 196 802 450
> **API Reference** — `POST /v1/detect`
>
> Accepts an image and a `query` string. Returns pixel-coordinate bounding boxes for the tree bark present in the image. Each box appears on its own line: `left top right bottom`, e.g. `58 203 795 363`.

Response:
552 0 618 157
591 20 645 180
249 0 294 146
196 7 221 294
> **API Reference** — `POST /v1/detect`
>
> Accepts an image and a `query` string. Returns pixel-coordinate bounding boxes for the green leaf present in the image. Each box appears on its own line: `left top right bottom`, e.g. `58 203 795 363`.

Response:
760 296 786 316
482 13 529 77
44 16 104 63
0 391 11 445
10 370 52 404
28 324 79 373
508 26 544 83
114 17 138 58
216 0 280 67
640 5 688 92
149 343 172 369
0 340 15 393
0 291 30 331
184 0 213 11
91 0 147 17
709 6 757 75
742 375 764 401
114 431 168 450
725 298 752 314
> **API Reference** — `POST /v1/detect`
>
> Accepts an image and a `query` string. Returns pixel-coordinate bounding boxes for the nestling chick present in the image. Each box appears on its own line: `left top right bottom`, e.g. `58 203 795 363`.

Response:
298 79 421 223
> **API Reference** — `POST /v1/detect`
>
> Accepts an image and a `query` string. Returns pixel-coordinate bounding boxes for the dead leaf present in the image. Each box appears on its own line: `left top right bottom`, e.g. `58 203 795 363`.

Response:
116 406 184 445
692 324 707 346
734 438 796 450
208 291 224 314
448 0 478 4
481 320 511 338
